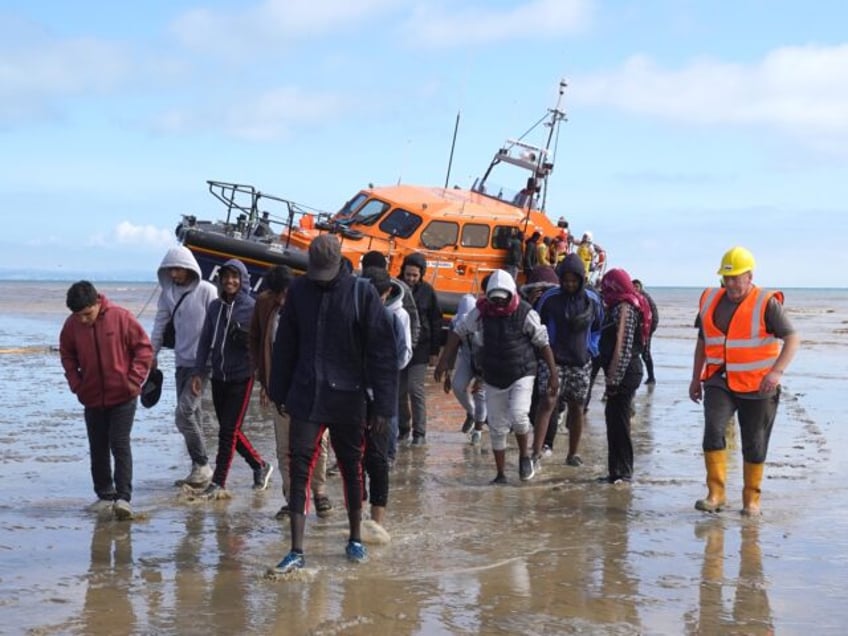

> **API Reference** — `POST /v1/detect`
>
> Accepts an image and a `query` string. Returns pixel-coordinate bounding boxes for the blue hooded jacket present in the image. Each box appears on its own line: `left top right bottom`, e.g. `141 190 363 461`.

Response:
193 258 255 382
537 253 603 366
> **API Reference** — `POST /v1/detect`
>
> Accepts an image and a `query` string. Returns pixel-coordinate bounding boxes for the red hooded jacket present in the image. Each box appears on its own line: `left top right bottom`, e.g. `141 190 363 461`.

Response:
60 294 153 408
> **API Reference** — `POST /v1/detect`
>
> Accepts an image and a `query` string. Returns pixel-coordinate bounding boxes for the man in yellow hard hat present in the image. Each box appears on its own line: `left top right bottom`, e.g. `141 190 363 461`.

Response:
689 246 800 516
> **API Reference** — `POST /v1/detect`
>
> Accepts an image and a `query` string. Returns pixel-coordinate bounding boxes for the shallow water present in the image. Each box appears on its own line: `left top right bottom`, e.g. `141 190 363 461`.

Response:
1 283 847 634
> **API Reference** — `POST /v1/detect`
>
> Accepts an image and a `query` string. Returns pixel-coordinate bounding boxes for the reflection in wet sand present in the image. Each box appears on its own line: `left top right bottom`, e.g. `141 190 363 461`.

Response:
2 284 848 633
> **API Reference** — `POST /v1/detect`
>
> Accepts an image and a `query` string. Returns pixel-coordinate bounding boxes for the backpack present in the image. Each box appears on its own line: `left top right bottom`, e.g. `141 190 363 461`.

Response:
395 278 421 348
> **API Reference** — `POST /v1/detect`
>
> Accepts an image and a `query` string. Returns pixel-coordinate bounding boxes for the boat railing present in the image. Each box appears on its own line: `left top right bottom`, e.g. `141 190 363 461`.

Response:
205 180 332 247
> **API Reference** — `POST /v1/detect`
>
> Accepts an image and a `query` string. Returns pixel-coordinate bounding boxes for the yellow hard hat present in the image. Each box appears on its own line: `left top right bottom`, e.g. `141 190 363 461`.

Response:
717 246 756 276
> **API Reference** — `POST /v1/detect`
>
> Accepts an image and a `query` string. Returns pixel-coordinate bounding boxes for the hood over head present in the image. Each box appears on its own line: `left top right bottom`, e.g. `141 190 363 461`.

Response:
556 253 586 292
218 258 251 297
401 252 427 276
485 269 517 301
157 246 203 288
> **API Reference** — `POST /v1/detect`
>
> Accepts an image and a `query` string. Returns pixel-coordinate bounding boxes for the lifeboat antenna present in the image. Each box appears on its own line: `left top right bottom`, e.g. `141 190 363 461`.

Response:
443 109 461 189
539 79 568 211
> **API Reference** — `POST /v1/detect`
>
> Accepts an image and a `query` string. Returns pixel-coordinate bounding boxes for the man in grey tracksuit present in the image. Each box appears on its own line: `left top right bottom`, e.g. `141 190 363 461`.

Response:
150 246 218 487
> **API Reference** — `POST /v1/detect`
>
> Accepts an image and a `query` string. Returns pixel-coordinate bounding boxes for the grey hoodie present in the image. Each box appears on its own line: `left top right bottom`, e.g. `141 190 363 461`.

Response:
151 246 218 367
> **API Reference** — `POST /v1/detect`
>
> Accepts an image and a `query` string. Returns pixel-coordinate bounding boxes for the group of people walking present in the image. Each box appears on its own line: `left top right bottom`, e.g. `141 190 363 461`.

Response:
57 236 797 575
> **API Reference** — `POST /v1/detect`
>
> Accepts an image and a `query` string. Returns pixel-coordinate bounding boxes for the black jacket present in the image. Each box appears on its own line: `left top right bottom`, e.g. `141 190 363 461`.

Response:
268 271 398 423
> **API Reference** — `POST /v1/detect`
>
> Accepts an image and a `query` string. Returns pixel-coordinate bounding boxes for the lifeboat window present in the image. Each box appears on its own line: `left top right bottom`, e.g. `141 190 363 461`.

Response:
351 199 390 226
460 223 490 248
378 208 422 239
336 192 368 220
421 220 459 250
492 225 515 249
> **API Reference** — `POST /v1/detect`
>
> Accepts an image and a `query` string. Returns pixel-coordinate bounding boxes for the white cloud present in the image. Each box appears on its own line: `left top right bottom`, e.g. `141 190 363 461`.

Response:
0 18 130 124
574 44 848 140
150 86 343 140
400 0 592 48
88 222 176 250
170 0 400 57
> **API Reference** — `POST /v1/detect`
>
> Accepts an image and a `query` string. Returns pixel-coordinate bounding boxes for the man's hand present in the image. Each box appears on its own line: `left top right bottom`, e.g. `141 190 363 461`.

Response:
688 378 702 403
547 372 559 397
190 375 203 397
442 372 452 394
369 415 389 437
259 386 269 409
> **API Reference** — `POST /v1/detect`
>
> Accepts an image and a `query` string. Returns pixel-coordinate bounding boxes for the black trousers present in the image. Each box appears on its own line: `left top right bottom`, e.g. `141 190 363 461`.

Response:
363 423 390 507
210 377 263 487
289 417 365 515
84 398 137 502
703 385 779 463
604 387 636 481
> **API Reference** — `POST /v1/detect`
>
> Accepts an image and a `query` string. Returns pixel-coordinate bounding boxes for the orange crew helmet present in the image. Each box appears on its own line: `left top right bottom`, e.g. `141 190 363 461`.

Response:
717 246 755 277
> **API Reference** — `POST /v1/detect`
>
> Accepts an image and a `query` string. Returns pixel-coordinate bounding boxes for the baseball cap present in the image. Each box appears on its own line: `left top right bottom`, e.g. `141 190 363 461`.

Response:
141 368 163 408
308 234 342 282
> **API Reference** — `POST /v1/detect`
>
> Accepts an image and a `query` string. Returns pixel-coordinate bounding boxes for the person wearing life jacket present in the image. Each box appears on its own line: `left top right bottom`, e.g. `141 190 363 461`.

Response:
576 232 595 276
689 246 799 517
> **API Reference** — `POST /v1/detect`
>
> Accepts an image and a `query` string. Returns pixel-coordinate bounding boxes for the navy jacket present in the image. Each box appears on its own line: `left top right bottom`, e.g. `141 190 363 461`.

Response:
193 258 255 382
268 271 398 424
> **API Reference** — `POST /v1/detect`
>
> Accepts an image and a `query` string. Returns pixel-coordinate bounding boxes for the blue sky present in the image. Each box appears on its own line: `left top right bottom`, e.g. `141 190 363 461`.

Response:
1 0 846 287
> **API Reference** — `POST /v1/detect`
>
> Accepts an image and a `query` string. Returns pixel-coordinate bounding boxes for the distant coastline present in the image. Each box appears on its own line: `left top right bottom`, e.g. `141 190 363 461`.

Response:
0 270 844 291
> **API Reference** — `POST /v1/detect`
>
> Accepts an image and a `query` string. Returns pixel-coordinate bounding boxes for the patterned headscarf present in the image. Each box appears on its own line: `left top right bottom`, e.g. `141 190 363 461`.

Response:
600 268 653 344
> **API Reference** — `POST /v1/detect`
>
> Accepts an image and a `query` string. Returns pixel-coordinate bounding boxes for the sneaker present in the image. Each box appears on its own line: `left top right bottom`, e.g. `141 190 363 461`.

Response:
519 456 535 481
274 550 305 574
490 473 508 485
345 540 368 563
253 462 274 491
411 436 426 446
274 504 290 520
200 482 222 499
460 414 474 433
470 430 482 445
178 462 214 487
87 497 115 513
541 445 553 458
565 454 583 467
314 495 333 518
113 499 133 521
531 453 542 473
645 377 656 385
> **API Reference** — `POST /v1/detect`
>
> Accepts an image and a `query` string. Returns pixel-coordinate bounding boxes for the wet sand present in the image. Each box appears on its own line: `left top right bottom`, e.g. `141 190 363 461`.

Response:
1 286 847 634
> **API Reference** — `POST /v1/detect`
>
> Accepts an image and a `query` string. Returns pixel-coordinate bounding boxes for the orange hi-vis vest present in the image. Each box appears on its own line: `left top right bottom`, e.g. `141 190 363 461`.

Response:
698 286 783 393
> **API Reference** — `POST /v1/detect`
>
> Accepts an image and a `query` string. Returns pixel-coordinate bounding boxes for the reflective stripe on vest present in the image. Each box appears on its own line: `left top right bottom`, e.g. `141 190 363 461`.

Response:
699 286 783 392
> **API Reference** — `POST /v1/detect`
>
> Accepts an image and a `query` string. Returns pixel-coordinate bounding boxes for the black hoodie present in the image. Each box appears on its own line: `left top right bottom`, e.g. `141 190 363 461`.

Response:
401 252 443 363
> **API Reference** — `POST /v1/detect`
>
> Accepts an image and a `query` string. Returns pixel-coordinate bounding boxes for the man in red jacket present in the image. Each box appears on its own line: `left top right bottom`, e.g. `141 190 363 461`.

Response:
60 281 153 521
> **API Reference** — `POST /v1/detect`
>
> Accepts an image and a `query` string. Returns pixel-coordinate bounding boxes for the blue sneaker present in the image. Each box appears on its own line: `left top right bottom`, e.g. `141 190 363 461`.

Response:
274 550 305 574
345 540 368 563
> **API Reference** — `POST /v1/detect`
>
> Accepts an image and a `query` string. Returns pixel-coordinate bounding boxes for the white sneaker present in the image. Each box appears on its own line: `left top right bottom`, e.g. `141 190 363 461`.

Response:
176 463 213 487
87 498 114 513
113 499 133 521
470 430 482 445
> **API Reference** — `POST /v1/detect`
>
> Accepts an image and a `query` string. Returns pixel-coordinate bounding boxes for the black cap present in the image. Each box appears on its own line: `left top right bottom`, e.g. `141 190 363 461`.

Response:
140 368 163 408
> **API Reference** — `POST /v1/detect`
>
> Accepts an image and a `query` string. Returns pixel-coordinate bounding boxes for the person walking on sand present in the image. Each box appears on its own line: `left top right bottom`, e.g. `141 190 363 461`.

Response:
690 247 799 516
398 252 442 446
443 293 487 442
435 269 558 484
149 246 217 488
248 265 333 520
361 266 412 528
191 258 273 499
268 235 398 573
60 281 153 520
597 269 652 484
532 254 604 468
632 279 659 385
